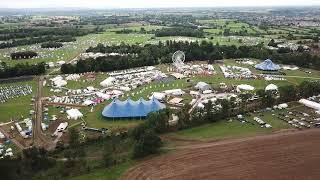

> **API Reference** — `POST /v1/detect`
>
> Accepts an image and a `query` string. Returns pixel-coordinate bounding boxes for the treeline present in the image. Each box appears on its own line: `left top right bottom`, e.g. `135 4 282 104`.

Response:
79 16 135 25
0 27 101 41
0 62 45 78
114 27 148 34
0 35 76 49
11 51 38 60
155 27 204 38
62 40 320 74
41 42 63 48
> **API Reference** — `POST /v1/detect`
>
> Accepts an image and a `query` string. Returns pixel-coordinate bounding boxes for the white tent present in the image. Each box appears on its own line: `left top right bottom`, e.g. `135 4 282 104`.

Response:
66 109 83 120
83 100 95 106
164 89 185 96
96 92 111 100
150 92 166 101
195 82 211 91
236 84 255 92
51 76 67 87
299 99 320 110
100 77 116 87
265 84 278 91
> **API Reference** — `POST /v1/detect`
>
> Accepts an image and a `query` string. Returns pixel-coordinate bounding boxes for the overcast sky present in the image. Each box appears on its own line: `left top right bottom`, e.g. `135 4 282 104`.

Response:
1 0 319 9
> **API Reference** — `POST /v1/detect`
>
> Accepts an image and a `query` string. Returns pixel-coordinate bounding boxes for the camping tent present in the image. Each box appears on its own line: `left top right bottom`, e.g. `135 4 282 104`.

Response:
236 84 255 92
255 59 280 71
195 82 211 91
265 84 278 91
150 92 166 101
100 77 116 87
66 109 83 120
102 97 166 118
299 99 320 110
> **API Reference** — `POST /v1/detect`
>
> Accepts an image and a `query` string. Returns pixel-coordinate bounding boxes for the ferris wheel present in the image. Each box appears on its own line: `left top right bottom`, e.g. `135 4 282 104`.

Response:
172 51 185 68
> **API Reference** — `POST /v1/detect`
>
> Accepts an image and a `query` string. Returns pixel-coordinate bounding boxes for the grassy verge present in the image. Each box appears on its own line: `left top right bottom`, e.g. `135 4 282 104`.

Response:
69 161 134 180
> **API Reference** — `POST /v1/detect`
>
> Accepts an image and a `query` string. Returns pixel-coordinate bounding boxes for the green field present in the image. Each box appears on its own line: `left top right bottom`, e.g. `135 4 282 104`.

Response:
0 79 37 123
168 110 291 141
69 160 133 180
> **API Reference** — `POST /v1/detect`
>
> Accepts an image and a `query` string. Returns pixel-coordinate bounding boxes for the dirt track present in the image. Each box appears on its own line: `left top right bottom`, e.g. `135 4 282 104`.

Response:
122 129 320 180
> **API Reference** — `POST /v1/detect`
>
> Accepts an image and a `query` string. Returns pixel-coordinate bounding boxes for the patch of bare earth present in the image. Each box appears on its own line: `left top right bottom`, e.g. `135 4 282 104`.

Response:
122 129 320 180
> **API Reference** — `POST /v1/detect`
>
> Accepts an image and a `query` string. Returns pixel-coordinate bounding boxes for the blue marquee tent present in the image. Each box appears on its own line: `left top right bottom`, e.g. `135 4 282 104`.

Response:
102 97 166 118
255 59 281 71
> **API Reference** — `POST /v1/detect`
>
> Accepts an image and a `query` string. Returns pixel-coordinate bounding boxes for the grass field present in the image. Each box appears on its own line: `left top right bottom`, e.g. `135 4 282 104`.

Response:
168 109 291 141
0 79 37 123
0 25 156 67
69 161 134 180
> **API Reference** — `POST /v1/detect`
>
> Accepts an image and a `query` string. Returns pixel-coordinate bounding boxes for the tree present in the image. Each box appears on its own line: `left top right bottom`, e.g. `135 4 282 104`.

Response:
69 128 80 148
147 109 170 134
279 85 298 102
177 104 191 129
204 100 215 122
299 81 320 98
132 129 162 159
239 93 252 110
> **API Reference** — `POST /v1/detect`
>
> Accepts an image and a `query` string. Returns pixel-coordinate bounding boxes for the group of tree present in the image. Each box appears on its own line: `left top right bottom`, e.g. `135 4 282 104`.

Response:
254 80 320 108
10 51 38 60
0 35 76 49
0 62 45 79
0 147 56 180
41 41 63 49
62 40 320 75
0 26 104 49
0 27 102 41
155 27 204 38
130 109 170 158
114 27 148 34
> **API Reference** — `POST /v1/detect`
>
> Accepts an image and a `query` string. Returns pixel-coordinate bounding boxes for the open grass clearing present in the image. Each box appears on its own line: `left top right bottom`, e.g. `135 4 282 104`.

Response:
69 161 134 180
0 79 37 123
167 109 292 141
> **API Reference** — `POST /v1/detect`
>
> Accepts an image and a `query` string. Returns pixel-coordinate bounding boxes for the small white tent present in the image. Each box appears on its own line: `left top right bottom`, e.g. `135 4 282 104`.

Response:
100 77 116 87
150 92 166 101
265 84 278 91
236 84 255 92
195 82 211 91
66 109 83 120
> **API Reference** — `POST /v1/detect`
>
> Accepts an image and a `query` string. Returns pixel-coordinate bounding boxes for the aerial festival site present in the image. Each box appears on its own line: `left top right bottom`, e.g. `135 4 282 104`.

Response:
0 0 320 179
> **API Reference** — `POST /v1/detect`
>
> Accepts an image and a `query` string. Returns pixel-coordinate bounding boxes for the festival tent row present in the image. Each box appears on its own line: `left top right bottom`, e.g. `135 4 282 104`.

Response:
102 97 166 118
299 99 320 111
255 59 281 71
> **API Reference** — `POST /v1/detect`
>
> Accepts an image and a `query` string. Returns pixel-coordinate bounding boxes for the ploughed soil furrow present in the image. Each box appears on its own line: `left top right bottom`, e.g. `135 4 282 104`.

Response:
122 129 320 180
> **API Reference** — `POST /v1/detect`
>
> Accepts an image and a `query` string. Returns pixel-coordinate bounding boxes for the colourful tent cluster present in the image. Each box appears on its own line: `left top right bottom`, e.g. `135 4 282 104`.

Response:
102 97 166 118
255 59 280 71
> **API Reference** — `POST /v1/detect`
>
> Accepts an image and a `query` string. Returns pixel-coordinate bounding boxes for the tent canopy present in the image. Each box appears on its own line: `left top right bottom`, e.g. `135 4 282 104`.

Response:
195 82 211 91
237 84 255 91
66 109 83 120
265 84 278 91
255 59 280 71
102 97 166 118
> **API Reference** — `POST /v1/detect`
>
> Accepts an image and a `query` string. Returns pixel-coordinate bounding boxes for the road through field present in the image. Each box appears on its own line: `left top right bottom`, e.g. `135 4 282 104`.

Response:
122 129 320 180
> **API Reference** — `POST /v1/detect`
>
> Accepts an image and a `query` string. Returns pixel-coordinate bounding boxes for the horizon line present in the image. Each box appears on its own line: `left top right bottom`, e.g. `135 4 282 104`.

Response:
0 4 319 10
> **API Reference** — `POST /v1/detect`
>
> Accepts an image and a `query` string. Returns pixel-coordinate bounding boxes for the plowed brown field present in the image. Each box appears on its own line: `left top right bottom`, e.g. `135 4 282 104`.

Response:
122 129 320 180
